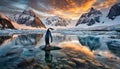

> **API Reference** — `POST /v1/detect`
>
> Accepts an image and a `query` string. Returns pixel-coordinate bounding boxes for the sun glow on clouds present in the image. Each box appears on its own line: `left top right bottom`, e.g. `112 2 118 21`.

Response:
93 0 117 9
0 0 118 19
35 0 117 19
47 0 96 19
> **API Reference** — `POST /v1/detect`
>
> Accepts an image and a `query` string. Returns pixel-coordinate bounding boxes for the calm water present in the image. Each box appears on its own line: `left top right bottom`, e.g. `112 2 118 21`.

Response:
0 30 120 69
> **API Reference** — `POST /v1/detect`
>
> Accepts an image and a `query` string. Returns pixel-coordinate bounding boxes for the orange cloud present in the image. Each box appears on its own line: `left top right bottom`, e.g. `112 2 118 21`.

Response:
93 0 117 9
49 0 96 19
30 0 118 19
0 0 118 19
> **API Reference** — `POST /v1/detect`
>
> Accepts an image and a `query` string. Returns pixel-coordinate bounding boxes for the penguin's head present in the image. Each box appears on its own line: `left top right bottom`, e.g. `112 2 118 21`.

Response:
48 28 54 30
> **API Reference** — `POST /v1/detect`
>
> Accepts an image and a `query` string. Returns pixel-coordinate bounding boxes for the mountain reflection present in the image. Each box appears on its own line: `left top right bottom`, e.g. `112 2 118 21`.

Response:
78 36 101 51
0 32 120 69
107 41 120 57
0 34 44 68
14 34 43 46
0 36 12 46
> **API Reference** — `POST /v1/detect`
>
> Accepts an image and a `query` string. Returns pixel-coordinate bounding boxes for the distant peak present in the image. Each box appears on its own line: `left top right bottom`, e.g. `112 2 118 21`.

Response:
76 7 102 26
89 7 98 13
22 9 36 17
115 2 120 6
90 7 95 11
107 2 120 20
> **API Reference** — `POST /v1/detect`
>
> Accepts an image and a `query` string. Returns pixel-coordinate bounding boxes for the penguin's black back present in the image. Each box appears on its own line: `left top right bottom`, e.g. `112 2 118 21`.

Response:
45 28 53 45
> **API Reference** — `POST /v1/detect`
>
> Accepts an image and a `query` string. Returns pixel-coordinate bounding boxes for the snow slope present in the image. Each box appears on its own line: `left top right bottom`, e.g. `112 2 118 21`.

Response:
42 16 73 27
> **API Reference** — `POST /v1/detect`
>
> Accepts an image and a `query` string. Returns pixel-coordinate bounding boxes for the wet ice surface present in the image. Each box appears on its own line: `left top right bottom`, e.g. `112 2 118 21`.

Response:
0 30 120 69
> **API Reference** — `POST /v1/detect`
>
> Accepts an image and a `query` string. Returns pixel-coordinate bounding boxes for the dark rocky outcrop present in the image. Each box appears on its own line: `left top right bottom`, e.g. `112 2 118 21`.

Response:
0 13 36 30
107 3 120 20
0 13 15 29
0 36 12 45
76 8 102 26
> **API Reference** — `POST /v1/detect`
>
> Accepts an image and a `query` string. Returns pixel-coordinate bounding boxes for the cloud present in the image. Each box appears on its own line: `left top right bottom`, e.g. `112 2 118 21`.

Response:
93 0 117 9
0 0 28 13
40 0 96 19
0 0 119 19
32 0 118 19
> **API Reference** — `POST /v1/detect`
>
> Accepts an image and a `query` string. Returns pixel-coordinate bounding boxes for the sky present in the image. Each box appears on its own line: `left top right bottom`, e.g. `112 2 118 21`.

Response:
0 0 120 19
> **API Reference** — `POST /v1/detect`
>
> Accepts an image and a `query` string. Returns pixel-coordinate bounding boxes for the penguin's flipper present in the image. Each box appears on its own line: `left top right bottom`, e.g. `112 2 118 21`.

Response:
49 32 53 43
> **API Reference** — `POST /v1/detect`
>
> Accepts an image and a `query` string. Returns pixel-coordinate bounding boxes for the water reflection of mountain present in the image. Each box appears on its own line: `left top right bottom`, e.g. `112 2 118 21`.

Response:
0 33 119 69
0 34 43 68
78 36 101 51
52 34 74 43
0 34 43 47
107 41 120 57
0 36 12 46
14 34 43 46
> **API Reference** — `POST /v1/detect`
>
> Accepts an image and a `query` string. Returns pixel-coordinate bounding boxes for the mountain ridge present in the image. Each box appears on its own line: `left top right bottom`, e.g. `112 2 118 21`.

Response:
76 8 103 26
10 9 46 28
0 13 44 30
43 16 72 27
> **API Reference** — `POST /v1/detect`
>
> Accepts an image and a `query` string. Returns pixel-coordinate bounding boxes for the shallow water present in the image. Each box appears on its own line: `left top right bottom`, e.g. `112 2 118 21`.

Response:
0 30 120 69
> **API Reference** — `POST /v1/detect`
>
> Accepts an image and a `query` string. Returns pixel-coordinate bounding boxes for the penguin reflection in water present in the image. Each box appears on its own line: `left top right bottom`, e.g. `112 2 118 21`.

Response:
41 28 61 66
42 28 54 66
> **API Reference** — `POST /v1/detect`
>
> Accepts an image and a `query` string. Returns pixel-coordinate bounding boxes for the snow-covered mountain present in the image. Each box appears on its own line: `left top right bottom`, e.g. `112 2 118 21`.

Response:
0 13 15 29
43 16 72 27
10 9 46 28
75 3 120 30
1 3 119 30
107 3 120 20
76 8 103 26
0 13 42 30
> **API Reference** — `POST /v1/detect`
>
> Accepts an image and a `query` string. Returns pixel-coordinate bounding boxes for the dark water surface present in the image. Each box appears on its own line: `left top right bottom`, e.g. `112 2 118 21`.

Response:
0 30 120 69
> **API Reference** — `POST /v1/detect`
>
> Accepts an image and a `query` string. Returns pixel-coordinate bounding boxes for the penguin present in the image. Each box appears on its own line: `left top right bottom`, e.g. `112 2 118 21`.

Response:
45 28 54 47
